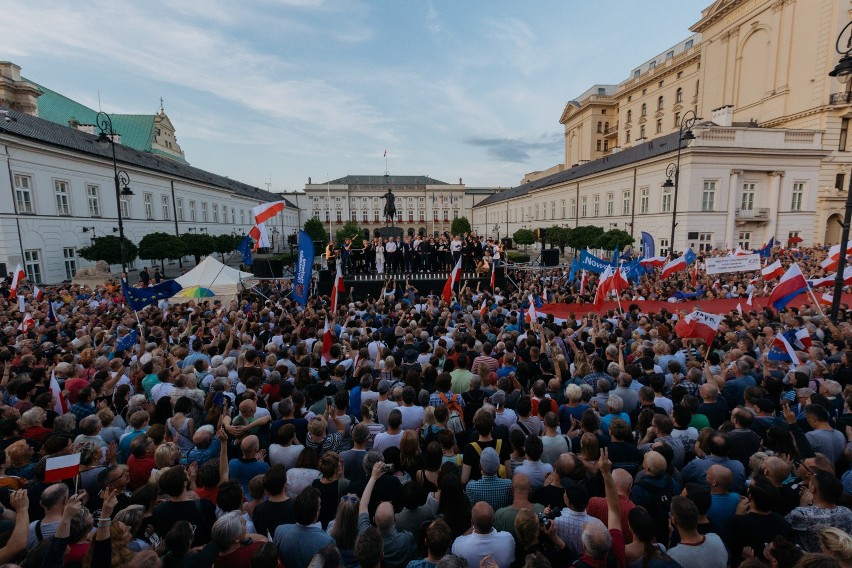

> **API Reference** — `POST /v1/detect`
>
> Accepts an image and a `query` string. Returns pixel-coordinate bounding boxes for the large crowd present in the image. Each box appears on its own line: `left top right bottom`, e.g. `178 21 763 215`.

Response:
1 242 852 568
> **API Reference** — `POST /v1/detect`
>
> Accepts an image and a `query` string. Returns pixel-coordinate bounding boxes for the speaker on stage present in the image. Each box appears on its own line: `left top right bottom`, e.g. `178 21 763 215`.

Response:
542 248 560 267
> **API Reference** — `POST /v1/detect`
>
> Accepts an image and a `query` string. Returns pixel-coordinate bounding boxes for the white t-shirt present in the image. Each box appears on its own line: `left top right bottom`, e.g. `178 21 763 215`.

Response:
451 529 515 568
372 431 403 453
398 405 425 430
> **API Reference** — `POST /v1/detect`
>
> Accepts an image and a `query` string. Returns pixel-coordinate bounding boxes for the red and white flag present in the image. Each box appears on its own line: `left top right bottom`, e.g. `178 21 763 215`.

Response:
490 266 496 290
579 270 587 295
639 256 667 268
44 453 80 483
746 288 754 306
17 312 34 332
611 266 630 294
762 260 784 281
479 299 488 318
8 264 25 301
661 255 687 279
442 258 462 304
252 201 286 225
733 247 750 257
674 310 722 346
525 294 537 323
771 333 801 365
330 266 344 314
50 369 68 415
736 303 743 315
249 223 271 251
819 292 834 306
321 318 333 364
33 286 44 301
691 263 698 286
794 328 813 350
593 266 614 310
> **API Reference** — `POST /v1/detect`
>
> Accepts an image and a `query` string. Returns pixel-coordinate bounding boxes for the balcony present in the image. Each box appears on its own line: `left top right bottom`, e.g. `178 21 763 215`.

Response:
603 122 619 139
830 92 852 105
735 207 770 224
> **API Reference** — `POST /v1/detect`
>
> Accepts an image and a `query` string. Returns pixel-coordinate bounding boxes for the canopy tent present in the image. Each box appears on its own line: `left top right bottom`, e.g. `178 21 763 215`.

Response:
172 256 254 303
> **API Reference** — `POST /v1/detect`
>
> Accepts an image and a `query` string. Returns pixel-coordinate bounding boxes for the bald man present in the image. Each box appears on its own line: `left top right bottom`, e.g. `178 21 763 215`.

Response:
451 502 515 568
587 469 636 543
494 474 545 537
761 456 800 516
630 451 679 545
228 434 269 499
369 501 414 568
706 464 739 542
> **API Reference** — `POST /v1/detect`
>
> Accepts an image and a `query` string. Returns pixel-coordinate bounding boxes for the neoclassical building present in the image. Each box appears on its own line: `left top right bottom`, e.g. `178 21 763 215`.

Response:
474 0 852 253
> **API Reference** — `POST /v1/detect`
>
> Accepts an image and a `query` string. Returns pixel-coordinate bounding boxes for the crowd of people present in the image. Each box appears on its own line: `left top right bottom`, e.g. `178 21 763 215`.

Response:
0 241 851 568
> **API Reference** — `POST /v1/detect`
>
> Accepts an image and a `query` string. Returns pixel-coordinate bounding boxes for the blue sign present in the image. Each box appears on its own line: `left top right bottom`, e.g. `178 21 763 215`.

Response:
293 230 314 306
641 232 655 258
578 250 617 274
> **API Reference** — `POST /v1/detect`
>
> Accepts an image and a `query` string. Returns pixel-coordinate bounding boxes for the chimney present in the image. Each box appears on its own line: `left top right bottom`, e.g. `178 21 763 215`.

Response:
712 105 733 127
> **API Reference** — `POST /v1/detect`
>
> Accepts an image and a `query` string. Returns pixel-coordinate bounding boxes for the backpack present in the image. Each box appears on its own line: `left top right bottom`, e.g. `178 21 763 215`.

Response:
636 475 674 545
469 440 507 479
438 392 465 434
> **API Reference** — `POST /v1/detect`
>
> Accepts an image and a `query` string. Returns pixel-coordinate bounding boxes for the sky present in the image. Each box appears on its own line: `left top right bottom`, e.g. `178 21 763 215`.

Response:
1 0 710 193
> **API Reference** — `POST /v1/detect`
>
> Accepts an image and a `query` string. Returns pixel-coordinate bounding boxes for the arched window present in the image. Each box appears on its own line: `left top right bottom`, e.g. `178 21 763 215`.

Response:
658 96 664 111
604 122 609 132
597 122 602 133
676 87 683 103
627 110 632 123
641 103 647 117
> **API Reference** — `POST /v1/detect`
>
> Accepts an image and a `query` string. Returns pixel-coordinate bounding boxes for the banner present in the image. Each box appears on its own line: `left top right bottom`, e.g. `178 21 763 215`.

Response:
293 230 314 306
705 254 761 275
641 232 655 259
578 249 617 274
122 279 183 312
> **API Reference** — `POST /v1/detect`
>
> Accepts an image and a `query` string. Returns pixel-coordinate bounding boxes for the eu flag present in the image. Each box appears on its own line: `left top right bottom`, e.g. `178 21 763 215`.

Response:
236 236 253 266
122 280 183 311
116 330 138 352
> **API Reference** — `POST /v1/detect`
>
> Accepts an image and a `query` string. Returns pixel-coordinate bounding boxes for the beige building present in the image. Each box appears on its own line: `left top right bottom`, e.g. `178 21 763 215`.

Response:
479 0 852 252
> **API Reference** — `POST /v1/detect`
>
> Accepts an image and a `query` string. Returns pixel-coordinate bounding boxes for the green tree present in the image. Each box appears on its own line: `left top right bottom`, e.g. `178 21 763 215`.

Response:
513 228 536 250
450 217 472 236
180 233 216 264
78 235 138 267
304 218 328 245
545 226 572 252
138 232 185 271
595 229 635 253
336 221 365 248
214 234 240 262
566 225 605 251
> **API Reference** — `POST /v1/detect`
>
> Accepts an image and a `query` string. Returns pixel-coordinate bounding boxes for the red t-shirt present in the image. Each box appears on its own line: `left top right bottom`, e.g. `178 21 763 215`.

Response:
576 528 626 568
212 541 264 568
127 454 155 489
586 496 635 543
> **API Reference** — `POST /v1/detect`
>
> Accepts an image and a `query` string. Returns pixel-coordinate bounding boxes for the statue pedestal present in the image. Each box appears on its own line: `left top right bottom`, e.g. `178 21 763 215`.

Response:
377 226 404 240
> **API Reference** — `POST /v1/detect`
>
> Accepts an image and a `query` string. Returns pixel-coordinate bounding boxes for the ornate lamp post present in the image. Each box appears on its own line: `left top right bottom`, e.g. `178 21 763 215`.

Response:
830 22 852 322
95 112 134 277
664 110 698 258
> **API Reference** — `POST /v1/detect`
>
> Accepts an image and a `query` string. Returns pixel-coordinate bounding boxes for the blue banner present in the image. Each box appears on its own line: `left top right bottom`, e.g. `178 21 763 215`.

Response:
578 250 617 274
623 260 645 281
568 259 579 282
684 248 697 265
293 230 314 306
236 235 253 266
641 232 655 258
122 279 183 312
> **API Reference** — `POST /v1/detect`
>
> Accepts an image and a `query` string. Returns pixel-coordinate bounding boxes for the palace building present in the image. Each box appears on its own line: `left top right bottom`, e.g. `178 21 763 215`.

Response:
473 0 852 254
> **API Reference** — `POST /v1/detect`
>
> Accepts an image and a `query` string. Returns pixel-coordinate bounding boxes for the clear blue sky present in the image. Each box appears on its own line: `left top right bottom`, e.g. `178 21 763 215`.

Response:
2 0 709 192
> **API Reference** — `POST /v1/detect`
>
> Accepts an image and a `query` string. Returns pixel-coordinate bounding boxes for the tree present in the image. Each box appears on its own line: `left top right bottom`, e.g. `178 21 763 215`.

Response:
78 235 138 267
336 221 365 248
304 218 328 245
513 228 536 250
545 226 572 252
595 229 635 253
180 233 216 264
213 234 240 262
566 225 605 251
450 217 472 236
138 232 185 272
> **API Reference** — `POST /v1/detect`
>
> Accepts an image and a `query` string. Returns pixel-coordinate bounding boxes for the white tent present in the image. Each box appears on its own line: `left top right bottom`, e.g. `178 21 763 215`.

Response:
172 256 254 303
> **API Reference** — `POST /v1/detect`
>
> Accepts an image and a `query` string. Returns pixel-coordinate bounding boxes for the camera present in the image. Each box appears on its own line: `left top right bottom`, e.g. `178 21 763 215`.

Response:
381 463 394 473
538 508 561 530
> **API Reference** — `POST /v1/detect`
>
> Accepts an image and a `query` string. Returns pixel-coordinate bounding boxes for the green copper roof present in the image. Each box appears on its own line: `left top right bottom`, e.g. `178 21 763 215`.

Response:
28 81 158 156
328 175 451 186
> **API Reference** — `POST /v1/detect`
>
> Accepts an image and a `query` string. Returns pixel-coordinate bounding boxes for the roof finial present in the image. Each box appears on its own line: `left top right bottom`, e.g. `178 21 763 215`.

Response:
159 97 164 113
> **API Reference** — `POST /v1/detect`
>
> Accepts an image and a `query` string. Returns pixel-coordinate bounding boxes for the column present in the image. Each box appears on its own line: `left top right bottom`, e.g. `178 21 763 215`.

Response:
725 170 742 249
767 171 785 243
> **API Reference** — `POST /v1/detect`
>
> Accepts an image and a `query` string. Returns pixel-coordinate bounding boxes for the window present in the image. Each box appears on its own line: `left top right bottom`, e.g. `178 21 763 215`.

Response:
593 195 600 217
649 61 656 70
606 193 614 216
666 50 674 60
144 193 154 220
570 198 577 218
628 95 632 102
120 196 130 219
702 181 716 211
162 195 171 220
419 210 425 222
63 247 77 280
841 118 849 151
561 200 566 218
788 231 800 245
640 125 646 139
741 182 756 211
659 239 670 257
627 110 632 123
337 211 343 222
453 210 459 219
176 198 184 221
597 122 602 133
677 71 683 79
633 69 640 79
231 208 236 224
676 87 683 103
738 231 751 250
86 185 101 217
212 204 219 223
189 201 197 222
551 202 556 218
661 186 672 212
535 204 540 220
640 187 649 213
201 202 208 222
658 96 664 111
602 109 607 114
596 140 602 151
24 250 42 284
581 197 587 218
685 39 693 49
363 210 369 222
604 122 609 132
335 197 341 209
222 204 227 223
674 112 681 128
604 141 609 151
374 210 380 222
697 233 713 253
642 88 647 95
240 210 244 224
626 130 631 143
14 174 33 213
54 180 70 215
837 173 847 191
656 119 663 134
641 103 647 116
792 182 805 211
622 191 631 215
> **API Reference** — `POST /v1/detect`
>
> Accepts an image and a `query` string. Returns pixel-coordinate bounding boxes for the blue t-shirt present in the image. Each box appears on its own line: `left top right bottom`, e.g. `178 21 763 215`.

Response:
228 457 269 499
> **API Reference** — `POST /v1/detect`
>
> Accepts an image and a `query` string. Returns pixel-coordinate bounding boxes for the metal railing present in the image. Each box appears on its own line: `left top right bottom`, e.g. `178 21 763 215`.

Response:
735 207 770 221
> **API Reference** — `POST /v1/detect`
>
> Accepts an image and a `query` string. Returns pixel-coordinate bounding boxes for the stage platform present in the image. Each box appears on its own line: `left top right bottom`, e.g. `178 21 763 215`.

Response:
318 267 505 298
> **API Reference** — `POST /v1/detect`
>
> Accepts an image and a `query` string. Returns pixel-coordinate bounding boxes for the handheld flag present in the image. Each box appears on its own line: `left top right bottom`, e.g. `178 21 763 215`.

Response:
819 292 834 306
579 270 587 295
18 295 25 314
33 286 44 301
47 301 57 324
321 318 333 364
758 237 775 258
490 266 496 290
767 333 801 365
674 310 721 346
736 303 743 315
640 256 667 268
768 263 809 310
330 266 344 314
50 370 68 415
479 299 488 318
17 312 34 332
661 254 688 279
249 223 271 251
593 266 614 310
116 330 139 353
251 200 286 225
121 279 183 312
794 328 813 350
236 235 253 266
442 257 462 304
8 264 25 300
44 453 80 483
525 294 537 323
761 260 784 281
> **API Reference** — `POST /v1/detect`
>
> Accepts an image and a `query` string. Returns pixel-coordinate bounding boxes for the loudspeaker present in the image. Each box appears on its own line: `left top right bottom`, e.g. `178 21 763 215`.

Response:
542 248 560 267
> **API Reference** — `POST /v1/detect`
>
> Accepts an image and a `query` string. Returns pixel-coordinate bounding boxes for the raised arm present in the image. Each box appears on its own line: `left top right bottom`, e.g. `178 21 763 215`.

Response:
0 489 29 563
599 447 621 532
359 461 384 518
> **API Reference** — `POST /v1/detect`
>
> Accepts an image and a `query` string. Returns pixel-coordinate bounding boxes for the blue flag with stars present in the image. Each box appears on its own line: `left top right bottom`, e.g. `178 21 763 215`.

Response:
116 330 138 352
122 279 182 312
236 235 253 266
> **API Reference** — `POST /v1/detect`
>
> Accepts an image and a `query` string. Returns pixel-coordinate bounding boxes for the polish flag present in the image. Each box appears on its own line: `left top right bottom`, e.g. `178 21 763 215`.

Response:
490 266 496 290
252 201 286 225
480 299 488 318
249 223 271 251
44 453 81 483
593 266 614 310
734 247 750 257
661 254 688 279
746 288 754 306
542 288 548 303
579 270 587 295
826 241 852 260
819 292 834 306
330 266 345 314
525 294 537 323
640 256 667 268
442 257 462 304
611 266 630 294
768 262 809 310
50 370 68 415
821 256 838 271
794 328 813 350
691 263 698 286
674 310 721 346
811 266 852 288
761 260 784 281
33 286 44 301
736 303 743 315
321 318 333 364
7 264 25 301
17 313 34 332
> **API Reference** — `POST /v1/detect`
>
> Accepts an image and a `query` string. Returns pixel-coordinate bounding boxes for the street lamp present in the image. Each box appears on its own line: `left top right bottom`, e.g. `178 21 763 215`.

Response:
666 110 698 258
830 21 852 322
95 112 134 277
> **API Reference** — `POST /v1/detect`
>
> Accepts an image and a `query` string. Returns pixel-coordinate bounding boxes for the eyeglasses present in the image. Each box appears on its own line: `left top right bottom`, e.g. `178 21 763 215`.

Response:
341 495 359 504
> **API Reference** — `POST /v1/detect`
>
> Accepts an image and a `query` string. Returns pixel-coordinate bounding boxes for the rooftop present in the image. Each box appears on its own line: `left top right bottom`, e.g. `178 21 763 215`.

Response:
323 175 454 186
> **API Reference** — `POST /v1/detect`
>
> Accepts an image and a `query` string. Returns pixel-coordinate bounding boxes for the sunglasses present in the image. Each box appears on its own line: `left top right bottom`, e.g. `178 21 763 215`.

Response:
341 495 359 504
